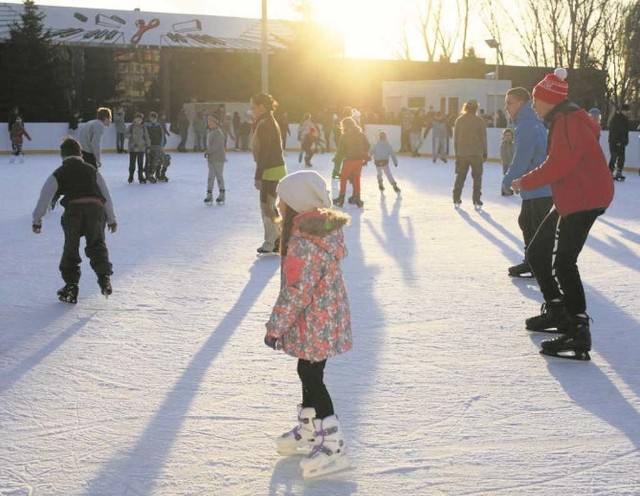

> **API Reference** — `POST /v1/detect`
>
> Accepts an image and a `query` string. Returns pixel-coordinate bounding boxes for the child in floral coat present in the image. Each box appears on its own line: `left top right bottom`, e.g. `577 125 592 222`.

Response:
264 170 352 479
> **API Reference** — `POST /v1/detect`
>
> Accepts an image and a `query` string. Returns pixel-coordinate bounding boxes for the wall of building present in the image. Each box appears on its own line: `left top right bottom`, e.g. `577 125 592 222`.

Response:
2 122 639 168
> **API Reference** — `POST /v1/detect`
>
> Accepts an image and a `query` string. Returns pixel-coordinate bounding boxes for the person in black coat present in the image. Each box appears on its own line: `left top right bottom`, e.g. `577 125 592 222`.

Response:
607 104 630 180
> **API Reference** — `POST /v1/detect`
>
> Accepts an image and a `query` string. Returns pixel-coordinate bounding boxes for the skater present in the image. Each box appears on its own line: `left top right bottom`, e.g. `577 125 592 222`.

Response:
193 111 207 152
176 108 190 152
430 110 448 163
144 111 165 183
369 130 401 194
250 92 287 254
452 99 487 209
264 170 352 479
9 116 31 163
68 110 82 138
114 106 126 153
500 129 514 196
297 112 315 163
607 103 630 181
332 117 370 208
275 111 291 150
502 87 553 278
77 107 112 168
124 112 150 184
300 126 323 167
511 68 614 361
31 137 117 304
203 115 226 205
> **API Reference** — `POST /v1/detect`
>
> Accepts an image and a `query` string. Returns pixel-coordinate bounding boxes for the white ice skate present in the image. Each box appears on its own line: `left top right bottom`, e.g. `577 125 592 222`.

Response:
276 406 317 456
300 415 350 479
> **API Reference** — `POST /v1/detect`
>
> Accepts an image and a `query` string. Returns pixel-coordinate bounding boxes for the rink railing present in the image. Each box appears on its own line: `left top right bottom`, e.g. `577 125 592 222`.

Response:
1 122 639 167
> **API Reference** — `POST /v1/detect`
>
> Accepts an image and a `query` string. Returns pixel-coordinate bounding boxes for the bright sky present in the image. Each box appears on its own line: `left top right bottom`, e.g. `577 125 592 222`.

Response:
4 0 497 63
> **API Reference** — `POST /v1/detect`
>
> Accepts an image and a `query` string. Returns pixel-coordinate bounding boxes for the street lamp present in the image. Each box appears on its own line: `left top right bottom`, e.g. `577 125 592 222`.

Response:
485 38 499 126
261 0 268 93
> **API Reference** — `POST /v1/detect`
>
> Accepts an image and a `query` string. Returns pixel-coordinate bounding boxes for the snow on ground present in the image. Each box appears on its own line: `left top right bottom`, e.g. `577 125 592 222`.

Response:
0 151 639 496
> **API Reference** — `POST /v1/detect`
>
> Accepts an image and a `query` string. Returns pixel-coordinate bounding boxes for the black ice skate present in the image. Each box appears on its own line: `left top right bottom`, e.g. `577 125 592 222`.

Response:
57 283 79 304
525 301 569 333
540 315 591 361
216 190 225 204
508 261 534 278
392 183 401 193
378 180 385 192
333 195 344 207
614 171 626 181
98 275 112 298
204 191 213 206
257 239 280 257
474 201 483 211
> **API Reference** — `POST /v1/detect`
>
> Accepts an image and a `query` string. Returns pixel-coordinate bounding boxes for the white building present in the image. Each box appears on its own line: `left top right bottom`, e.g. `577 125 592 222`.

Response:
382 78 513 117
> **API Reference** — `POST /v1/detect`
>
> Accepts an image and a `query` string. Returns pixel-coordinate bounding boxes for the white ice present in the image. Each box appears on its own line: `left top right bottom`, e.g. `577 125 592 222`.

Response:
1 151 639 496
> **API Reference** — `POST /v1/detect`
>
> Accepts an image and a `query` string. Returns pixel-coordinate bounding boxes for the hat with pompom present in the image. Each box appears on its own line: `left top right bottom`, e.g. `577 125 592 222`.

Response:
277 170 332 213
533 68 568 104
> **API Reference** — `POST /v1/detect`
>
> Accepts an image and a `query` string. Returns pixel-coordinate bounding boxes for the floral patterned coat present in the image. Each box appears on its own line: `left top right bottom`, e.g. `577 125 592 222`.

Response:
266 208 352 362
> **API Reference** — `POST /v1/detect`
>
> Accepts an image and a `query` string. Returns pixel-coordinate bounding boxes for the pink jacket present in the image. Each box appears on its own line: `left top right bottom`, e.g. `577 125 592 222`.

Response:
266 208 352 362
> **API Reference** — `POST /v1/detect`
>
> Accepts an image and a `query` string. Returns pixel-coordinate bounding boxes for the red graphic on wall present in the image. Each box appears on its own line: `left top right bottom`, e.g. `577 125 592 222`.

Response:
130 18 160 46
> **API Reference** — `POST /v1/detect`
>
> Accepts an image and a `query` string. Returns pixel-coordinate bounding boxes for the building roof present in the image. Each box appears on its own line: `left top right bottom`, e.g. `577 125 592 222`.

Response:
0 2 292 50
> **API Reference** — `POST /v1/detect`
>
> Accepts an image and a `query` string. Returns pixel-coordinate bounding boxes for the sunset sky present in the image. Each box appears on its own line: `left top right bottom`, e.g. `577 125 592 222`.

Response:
3 0 500 63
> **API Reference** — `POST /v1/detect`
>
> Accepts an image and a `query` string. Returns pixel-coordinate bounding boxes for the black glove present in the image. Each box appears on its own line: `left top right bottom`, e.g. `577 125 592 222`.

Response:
264 334 278 350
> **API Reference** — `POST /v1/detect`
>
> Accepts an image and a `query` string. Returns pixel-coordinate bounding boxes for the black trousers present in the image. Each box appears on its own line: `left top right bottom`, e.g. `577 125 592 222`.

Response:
128 152 145 178
116 132 125 152
608 143 626 172
526 208 603 315
297 359 334 419
518 196 554 250
60 203 113 284
453 155 483 203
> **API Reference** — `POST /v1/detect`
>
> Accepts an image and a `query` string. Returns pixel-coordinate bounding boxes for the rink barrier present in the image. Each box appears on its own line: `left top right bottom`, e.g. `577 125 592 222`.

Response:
1 122 639 168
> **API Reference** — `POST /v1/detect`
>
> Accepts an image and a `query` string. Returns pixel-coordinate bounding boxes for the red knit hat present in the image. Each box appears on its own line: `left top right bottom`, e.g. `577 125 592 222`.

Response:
533 68 568 104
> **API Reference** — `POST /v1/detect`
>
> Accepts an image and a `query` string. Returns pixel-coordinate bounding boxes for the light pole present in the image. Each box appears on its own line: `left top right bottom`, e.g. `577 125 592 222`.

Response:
261 0 268 93
485 38 499 126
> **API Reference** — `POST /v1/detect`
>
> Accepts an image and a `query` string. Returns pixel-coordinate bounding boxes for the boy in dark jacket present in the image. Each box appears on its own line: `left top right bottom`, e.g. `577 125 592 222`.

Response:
607 103 630 181
32 138 117 303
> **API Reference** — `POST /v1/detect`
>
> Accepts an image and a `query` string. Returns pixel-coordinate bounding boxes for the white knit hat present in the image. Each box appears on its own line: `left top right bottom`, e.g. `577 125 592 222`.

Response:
277 170 332 213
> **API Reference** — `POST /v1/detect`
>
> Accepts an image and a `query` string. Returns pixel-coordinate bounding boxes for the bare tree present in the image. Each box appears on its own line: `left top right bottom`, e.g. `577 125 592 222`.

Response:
395 21 413 61
460 0 470 61
416 0 438 61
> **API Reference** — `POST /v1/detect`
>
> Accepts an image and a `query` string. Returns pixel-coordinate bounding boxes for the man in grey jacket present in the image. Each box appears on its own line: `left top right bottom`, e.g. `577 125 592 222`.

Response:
32 138 117 303
453 100 487 208
78 107 112 168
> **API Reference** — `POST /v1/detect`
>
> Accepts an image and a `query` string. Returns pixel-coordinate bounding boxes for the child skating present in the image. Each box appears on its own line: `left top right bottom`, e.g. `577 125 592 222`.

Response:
203 115 226 205
125 112 150 184
300 126 323 167
369 130 401 194
32 138 117 303
500 128 514 196
9 116 31 163
264 170 352 478
332 117 370 208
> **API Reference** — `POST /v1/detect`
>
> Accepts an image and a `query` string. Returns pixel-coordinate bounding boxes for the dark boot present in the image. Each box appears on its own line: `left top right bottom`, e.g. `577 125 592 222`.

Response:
98 274 112 297
216 189 225 204
378 179 385 191
525 300 570 333
332 194 344 207
540 314 591 360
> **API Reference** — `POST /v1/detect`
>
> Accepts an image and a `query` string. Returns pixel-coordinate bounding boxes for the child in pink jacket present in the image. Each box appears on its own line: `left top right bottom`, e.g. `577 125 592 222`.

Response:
264 170 352 479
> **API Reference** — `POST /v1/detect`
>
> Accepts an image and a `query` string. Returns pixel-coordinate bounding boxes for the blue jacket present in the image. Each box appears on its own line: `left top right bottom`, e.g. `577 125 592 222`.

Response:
502 102 551 200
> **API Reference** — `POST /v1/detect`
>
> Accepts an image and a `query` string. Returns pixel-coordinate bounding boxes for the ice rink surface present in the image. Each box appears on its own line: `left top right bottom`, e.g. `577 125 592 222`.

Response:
1 151 639 495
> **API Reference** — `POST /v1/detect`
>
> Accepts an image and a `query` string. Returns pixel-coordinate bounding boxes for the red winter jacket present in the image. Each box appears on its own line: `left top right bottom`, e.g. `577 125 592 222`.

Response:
521 101 614 216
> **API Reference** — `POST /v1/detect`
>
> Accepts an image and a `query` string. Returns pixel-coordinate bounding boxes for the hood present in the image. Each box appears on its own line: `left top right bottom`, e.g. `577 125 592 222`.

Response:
293 208 350 259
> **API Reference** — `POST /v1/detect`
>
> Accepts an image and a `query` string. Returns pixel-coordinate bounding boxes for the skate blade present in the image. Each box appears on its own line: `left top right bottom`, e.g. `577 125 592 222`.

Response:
540 348 591 361
276 446 314 457
526 327 565 334
302 455 351 479
58 296 77 304
508 272 534 278
257 252 279 258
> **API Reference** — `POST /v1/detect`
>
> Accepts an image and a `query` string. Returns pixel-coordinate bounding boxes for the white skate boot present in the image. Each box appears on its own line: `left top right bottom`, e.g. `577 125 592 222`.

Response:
300 415 350 479
276 406 317 456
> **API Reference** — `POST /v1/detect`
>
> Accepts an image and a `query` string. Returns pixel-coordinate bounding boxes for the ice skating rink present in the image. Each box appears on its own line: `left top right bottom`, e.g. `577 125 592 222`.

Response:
1 151 639 495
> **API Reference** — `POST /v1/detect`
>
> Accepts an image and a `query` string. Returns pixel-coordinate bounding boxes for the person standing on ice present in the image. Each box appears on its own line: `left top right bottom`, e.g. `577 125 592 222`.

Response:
369 130 401 194
77 107 112 168
203 115 226 205
452 99 487 209
332 116 370 208
511 68 614 361
31 138 117 304
501 87 553 277
250 92 287 255
264 170 352 479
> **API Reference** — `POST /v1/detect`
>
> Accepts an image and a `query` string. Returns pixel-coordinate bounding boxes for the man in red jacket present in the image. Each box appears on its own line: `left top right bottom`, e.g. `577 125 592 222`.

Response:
511 68 614 361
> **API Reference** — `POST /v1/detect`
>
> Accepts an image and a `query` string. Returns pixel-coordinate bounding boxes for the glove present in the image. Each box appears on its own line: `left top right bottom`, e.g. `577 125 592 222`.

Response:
254 179 261 191
32 224 41 234
108 223 118 233
264 333 278 350
204 152 208 159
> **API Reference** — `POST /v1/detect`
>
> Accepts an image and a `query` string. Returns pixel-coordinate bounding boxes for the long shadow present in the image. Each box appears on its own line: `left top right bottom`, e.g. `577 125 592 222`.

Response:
587 233 640 274
456 208 522 262
269 457 358 496
597 217 640 244
537 284 640 454
83 260 278 496
0 313 94 393
363 195 417 286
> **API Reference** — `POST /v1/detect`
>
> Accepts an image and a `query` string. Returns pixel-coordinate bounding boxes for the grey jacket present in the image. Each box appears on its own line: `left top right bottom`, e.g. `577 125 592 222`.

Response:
77 119 107 164
125 123 150 152
206 127 226 162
